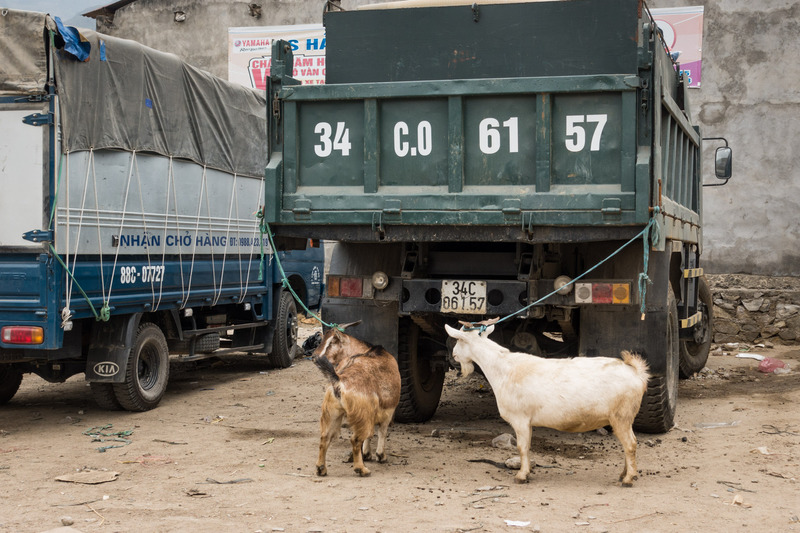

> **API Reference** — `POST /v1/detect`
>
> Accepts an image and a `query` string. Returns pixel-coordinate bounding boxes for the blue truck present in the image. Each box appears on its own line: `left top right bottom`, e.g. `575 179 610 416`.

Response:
0 10 323 410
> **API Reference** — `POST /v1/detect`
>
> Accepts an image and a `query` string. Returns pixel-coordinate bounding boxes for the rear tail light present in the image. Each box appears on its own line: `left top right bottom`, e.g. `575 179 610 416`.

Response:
340 277 363 297
327 276 364 298
612 283 630 304
592 283 613 304
574 282 631 304
328 276 340 297
1 326 44 345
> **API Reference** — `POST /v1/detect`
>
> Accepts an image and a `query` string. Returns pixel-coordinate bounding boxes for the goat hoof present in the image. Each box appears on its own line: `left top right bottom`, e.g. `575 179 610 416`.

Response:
514 476 529 484
354 467 371 477
377 453 387 463
621 481 633 488
363 452 373 462
316 466 327 477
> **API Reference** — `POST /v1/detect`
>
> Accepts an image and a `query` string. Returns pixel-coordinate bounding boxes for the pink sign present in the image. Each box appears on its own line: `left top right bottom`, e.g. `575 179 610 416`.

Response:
651 6 704 88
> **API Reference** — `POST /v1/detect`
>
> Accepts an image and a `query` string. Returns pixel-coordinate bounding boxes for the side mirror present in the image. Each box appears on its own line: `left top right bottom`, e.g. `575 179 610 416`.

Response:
702 137 732 187
715 146 732 179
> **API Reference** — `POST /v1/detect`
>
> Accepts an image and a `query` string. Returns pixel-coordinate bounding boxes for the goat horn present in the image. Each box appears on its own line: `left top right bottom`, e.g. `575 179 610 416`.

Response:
458 317 499 329
338 320 362 330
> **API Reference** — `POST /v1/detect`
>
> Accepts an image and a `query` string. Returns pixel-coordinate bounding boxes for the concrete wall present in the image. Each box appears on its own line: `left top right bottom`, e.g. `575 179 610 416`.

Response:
93 0 370 78
96 0 800 276
650 0 800 276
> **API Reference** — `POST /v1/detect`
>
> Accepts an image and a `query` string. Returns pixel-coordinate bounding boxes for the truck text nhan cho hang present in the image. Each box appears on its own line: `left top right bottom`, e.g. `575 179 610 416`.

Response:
0 10 323 410
265 0 733 433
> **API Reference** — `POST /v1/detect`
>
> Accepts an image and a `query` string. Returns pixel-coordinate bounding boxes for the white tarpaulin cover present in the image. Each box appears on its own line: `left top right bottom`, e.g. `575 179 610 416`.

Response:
1 8 267 178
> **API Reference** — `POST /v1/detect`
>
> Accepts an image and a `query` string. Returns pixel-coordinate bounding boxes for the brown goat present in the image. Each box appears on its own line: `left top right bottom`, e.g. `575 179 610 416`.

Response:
312 325 401 477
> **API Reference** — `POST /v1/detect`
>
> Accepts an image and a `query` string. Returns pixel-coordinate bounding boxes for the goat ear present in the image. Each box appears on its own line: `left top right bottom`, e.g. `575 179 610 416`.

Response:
481 324 495 336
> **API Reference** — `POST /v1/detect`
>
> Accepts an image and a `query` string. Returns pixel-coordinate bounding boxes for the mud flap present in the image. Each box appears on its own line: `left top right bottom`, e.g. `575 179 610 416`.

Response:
321 298 400 356
578 247 672 372
85 313 142 383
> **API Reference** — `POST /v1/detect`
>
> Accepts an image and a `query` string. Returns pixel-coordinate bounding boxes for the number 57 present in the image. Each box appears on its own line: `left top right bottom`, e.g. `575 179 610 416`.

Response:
565 114 607 152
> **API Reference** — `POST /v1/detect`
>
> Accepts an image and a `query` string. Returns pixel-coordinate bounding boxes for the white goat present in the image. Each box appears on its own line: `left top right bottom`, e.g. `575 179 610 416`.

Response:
312 323 401 477
445 324 649 486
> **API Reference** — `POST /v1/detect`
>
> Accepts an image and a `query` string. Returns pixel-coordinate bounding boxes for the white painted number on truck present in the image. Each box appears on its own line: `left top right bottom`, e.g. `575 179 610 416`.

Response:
312 118 526 158
314 121 351 157
479 117 519 155
565 114 608 152
393 121 433 157
120 265 165 284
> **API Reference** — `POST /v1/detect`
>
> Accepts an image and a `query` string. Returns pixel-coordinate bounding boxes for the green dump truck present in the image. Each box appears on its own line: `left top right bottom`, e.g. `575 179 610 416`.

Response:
265 0 732 433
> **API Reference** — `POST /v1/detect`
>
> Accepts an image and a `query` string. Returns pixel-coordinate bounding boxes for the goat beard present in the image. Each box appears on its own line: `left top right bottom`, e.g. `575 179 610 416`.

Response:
458 360 475 378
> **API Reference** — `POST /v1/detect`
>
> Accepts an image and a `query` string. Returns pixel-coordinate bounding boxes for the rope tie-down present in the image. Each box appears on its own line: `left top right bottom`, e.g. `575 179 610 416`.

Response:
50 149 110 324
463 207 662 333
259 218 343 333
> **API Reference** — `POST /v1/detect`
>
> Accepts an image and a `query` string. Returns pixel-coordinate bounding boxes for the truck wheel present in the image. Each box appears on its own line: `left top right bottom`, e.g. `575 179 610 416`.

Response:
0 365 22 405
679 276 713 378
269 290 298 368
395 319 445 423
168 333 220 354
634 291 679 434
90 383 123 410
113 323 170 412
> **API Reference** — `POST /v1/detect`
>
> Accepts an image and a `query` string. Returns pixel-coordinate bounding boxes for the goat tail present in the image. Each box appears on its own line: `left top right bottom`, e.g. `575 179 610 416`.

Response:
620 350 650 382
313 355 341 386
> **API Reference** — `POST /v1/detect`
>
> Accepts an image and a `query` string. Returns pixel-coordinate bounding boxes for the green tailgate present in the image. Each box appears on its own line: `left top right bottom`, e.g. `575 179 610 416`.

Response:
267 75 645 228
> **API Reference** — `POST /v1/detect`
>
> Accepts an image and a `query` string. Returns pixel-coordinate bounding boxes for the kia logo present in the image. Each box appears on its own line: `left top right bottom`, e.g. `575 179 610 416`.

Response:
94 362 119 377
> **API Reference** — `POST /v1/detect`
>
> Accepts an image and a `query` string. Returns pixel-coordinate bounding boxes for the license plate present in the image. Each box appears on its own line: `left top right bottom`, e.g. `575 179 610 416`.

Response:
440 280 487 314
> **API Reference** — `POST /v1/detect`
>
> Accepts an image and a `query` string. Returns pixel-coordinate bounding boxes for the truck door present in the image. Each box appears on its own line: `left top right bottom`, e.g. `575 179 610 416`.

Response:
0 101 49 249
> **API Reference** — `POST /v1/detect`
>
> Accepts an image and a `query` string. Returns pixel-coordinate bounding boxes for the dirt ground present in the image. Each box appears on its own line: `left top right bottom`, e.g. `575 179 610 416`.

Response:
1 321 798 533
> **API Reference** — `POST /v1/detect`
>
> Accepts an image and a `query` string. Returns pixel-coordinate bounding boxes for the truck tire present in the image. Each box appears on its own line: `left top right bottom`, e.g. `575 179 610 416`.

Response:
395 319 445 423
269 290 298 368
679 276 713 378
0 365 22 405
90 382 123 410
167 332 220 354
113 323 170 411
634 291 679 434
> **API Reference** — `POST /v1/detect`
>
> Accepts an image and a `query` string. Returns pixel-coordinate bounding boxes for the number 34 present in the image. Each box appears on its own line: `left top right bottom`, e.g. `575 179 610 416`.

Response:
314 121 351 157
565 114 607 153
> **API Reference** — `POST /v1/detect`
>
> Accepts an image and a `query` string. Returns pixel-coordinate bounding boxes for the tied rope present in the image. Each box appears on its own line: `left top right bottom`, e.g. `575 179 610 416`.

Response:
45 30 106 323
83 424 134 453
638 206 661 319
257 207 267 282
48 151 109 323
260 219 343 332
464 208 662 333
